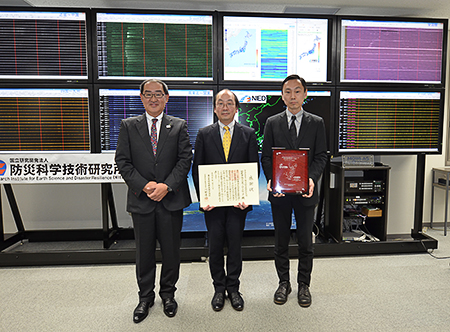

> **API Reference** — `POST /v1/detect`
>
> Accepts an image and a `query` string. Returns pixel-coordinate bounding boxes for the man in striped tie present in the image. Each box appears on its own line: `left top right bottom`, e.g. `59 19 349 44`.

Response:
115 79 192 323
192 89 259 312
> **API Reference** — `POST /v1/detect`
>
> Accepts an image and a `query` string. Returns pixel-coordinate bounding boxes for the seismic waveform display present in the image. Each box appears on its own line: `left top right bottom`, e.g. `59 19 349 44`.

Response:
96 13 213 80
0 89 90 152
0 10 88 80
223 16 329 82
260 30 288 79
341 19 444 84
338 91 442 152
99 88 214 151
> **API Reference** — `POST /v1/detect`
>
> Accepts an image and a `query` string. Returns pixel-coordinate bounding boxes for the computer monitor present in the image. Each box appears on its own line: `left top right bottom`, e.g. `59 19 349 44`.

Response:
95 11 214 82
98 87 214 151
0 9 89 82
337 89 443 154
229 88 333 152
0 88 90 152
221 14 332 83
339 18 447 85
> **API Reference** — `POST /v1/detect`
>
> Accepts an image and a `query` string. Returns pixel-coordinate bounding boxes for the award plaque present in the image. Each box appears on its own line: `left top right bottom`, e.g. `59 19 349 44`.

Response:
272 148 309 194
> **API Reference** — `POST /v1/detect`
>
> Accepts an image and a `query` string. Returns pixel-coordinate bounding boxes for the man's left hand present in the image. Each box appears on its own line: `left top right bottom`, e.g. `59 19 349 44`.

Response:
302 178 314 198
234 202 249 210
148 183 169 201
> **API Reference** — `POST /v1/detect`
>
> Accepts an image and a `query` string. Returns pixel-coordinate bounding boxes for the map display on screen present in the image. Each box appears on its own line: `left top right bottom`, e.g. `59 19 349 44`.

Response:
223 16 329 82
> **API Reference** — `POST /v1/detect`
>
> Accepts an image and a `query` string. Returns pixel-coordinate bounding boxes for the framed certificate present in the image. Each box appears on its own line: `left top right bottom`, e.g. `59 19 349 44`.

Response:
198 162 259 207
272 148 309 194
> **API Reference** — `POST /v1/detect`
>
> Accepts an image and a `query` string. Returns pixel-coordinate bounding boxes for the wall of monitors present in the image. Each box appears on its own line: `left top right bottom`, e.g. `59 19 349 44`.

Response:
0 7 447 157
95 11 214 82
339 18 447 85
337 90 443 154
221 15 331 83
0 88 90 152
98 87 214 151
0 10 88 81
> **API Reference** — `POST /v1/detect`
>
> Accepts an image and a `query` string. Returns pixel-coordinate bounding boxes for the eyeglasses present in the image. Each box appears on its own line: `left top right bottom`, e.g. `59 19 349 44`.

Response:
216 101 235 108
142 92 165 99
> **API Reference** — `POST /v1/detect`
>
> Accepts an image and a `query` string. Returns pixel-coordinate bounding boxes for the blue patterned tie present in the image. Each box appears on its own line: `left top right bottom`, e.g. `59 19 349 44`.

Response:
151 118 157 155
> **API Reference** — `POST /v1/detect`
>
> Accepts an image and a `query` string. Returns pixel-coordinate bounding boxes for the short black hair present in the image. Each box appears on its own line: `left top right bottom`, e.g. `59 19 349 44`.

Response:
214 89 240 109
140 79 169 95
281 74 307 92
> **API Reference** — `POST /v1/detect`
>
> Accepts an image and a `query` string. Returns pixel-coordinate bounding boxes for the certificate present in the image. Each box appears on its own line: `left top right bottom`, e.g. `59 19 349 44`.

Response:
198 162 259 207
272 148 309 194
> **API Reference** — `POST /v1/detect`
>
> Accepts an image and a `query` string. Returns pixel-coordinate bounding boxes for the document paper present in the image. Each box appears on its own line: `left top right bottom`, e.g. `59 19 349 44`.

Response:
198 162 259 207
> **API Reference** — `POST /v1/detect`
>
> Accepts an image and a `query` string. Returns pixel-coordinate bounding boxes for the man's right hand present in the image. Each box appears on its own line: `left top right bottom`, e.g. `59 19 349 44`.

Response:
143 181 157 195
201 205 215 211
267 179 285 198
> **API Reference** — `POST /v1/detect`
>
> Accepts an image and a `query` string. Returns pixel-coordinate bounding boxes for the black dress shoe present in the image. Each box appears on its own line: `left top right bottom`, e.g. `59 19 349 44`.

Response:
163 297 178 318
228 292 244 311
133 301 154 324
274 281 291 305
211 292 225 311
298 282 311 307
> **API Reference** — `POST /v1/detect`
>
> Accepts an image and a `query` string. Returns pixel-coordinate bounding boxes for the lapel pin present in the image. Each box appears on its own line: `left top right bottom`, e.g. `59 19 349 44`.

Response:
166 124 172 129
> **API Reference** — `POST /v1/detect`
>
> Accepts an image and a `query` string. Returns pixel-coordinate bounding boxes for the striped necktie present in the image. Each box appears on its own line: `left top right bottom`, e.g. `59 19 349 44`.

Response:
151 118 157 155
223 126 231 162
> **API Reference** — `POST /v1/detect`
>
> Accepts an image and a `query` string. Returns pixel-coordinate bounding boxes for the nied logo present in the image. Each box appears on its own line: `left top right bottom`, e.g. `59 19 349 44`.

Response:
239 95 252 103
239 95 267 103
0 160 6 176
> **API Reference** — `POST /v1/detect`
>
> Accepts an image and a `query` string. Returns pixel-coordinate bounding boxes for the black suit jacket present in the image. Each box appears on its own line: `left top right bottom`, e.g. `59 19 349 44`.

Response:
261 111 327 206
192 122 259 211
115 113 192 214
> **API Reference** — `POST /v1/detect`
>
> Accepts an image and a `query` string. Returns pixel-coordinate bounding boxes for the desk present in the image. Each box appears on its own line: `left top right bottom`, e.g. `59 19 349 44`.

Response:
430 167 450 235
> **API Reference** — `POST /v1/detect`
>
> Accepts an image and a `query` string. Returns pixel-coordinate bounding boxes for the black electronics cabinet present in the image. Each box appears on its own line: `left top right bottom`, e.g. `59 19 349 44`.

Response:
327 163 390 243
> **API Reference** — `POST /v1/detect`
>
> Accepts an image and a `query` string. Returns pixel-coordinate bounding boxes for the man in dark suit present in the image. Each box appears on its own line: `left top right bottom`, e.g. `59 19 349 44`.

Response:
261 75 327 308
115 79 192 323
192 89 259 312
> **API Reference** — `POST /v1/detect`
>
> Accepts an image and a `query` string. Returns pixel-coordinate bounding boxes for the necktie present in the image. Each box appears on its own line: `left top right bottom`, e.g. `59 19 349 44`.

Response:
289 115 297 143
151 118 157 155
223 126 231 162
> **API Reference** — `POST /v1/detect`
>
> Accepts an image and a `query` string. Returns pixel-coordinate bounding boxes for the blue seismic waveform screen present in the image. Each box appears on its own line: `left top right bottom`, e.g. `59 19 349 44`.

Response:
261 30 288 79
99 90 213 151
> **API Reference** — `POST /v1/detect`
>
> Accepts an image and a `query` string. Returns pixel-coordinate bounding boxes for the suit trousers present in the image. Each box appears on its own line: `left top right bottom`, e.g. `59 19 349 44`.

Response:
204 207 246 294
132 203 183 302
271 197 315 286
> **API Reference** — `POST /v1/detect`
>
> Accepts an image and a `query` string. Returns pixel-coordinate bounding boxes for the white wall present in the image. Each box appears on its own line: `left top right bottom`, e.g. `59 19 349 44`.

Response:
1 183 132 233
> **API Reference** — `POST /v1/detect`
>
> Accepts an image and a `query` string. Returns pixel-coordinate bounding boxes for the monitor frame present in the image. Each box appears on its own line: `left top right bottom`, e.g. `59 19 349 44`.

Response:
92 83 217 153
0 84 94 154
0 7 93 85
218 12 335 86
218 84 336 154
336 15 448 88
91 8 218 85
334 86 445 155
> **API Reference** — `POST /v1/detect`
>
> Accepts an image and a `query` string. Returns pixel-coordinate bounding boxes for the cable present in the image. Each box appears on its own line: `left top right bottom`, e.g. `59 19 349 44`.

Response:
419 240 450 260
313 223 320 237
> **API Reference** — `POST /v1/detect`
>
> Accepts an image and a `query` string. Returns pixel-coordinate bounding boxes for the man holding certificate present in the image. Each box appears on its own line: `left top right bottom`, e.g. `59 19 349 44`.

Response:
192 89 259 312
261 75 327 308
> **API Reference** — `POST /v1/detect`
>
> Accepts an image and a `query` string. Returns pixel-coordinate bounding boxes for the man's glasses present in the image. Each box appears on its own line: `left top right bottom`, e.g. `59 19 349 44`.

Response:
142 92 165 99
216 101 235 108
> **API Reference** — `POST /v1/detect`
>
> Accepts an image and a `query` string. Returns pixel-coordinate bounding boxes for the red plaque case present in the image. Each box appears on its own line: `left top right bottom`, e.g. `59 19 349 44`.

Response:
272 148 309 194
